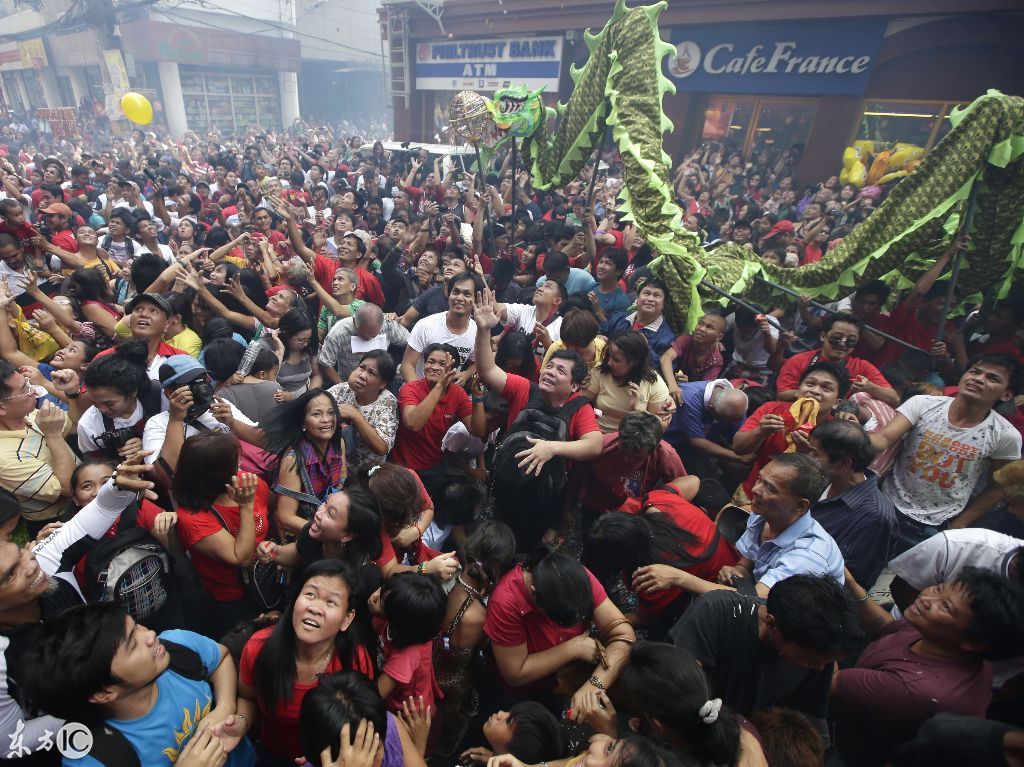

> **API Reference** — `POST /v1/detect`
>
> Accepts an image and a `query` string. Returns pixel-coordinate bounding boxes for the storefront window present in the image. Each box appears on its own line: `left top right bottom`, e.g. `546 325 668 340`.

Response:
857 101 942 148
179 69 281 133
932 102 967 146
749 99 817 156
701 97 756 145
700 96 817 160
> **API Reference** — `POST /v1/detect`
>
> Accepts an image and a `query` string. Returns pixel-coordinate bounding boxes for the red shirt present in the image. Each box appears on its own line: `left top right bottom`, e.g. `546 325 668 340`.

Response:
627 488 739 612
669 334 724 381
50 228 79 254
0 220 37 252
502 372 600 437
312 254 385 306
970 335 1024 361
738 401 832 497
240 626 374 760
485 563 607 656
93 340 188 363
575 433 685 514
375 619 442 714
775 349 892 396
391 379 472 471
174 478 272 601
874 299 956 367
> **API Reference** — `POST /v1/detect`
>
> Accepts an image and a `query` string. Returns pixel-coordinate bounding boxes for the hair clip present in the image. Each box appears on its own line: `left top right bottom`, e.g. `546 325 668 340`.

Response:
367 464 382 477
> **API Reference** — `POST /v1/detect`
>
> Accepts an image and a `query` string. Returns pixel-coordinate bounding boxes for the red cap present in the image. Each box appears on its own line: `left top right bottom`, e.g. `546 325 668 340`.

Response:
39 202 73 217
762 219 795 240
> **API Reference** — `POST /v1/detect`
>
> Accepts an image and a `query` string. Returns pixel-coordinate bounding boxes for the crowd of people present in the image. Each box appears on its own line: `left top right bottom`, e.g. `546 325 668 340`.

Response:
0 113 1023 767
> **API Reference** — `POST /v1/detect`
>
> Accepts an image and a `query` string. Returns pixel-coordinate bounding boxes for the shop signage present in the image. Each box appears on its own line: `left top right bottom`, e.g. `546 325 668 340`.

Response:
0 39 48 72
119 21 301 72
667 19 886 96
415 36 562 92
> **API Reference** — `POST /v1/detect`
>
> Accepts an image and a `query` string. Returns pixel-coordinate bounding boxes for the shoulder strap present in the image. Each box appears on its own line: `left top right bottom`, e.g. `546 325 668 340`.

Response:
84 721 142 767
273 484 321 507
162 639 210 682
138 379 164 420
556 394 591 423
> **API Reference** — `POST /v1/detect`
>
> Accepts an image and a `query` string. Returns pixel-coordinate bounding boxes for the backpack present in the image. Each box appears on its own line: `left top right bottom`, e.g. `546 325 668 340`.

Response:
490 385 589 507
83 504 172 622
85 641 208 767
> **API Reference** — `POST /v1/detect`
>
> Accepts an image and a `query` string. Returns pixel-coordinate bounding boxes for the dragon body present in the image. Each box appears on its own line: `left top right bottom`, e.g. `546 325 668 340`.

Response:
485 0 1024 332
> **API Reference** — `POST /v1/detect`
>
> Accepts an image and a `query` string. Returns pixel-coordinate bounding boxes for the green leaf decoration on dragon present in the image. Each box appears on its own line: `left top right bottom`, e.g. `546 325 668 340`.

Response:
483 0 1024 332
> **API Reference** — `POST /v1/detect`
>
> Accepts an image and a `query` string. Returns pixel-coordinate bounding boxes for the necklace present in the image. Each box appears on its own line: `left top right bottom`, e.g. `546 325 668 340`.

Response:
457 575 482 600
304 649 333 681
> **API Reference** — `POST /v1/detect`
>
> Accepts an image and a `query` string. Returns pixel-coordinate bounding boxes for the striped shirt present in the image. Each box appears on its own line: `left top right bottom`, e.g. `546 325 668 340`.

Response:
0 410 73 521
737 511 845 589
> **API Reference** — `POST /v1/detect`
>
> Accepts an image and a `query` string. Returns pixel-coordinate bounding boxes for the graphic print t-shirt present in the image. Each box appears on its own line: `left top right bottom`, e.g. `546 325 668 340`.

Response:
882 396 1021 525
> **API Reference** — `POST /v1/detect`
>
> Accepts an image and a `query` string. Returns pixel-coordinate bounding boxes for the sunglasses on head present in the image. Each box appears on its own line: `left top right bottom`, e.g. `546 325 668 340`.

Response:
826 334 859 349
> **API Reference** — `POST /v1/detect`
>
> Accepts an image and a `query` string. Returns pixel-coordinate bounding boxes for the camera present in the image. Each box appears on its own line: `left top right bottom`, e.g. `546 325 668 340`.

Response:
187 378 215 419
95 427 138 453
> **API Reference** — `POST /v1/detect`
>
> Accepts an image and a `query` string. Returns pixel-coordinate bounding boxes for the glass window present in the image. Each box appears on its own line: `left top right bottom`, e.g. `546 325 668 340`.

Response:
933 102 967 145
749 99 817 156
857 101 942 147
702 97 756 144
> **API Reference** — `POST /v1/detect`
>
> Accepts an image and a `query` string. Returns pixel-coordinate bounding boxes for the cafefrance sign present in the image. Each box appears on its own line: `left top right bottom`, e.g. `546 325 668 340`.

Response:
415 36 563 93
667 19 886 96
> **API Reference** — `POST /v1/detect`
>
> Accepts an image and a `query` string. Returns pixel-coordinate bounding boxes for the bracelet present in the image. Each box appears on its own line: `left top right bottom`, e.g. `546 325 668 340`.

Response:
856 591 872 603
417 561 427 575
65 388 80 400
472 395 487 403
235 713 249 732
588 675 607 691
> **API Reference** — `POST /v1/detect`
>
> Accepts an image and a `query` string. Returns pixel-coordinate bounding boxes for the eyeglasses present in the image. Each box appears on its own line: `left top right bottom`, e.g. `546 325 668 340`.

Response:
0 382 34 402
826 334 859 349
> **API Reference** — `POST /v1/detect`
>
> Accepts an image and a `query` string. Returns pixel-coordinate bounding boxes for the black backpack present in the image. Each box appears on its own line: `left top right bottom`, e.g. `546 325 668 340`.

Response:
83 504 173 623
490 385 590 506
85 641 208 767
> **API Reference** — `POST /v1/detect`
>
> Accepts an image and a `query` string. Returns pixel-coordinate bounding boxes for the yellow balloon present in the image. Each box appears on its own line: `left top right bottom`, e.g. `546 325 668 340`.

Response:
120 92 153 126
849 160 867 187
842 146 858 166
854 140 875 156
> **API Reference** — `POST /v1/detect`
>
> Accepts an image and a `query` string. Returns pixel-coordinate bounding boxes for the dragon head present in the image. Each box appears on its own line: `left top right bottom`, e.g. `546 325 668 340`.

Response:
486 85 545 138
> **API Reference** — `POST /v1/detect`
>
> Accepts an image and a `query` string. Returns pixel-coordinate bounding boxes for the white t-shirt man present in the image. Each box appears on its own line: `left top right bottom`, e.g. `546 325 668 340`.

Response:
142 403 255 464
407 311 477 377
504 303 562 344
881 395 1022 525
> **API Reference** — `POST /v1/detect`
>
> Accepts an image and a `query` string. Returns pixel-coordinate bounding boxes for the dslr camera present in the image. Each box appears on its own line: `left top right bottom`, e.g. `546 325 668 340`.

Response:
187 377 215 419
95 427 138 453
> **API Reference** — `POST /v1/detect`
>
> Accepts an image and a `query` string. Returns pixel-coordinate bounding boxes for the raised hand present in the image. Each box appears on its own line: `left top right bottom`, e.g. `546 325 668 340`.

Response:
227 472 259 509
473 288 500 330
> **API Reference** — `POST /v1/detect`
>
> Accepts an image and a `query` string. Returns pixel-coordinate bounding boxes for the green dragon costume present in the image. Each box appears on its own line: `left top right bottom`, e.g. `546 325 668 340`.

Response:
481 0 1024 332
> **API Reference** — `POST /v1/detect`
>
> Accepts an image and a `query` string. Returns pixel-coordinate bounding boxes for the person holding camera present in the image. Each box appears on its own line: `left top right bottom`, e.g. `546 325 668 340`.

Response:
76 339 164 460
143 355 263 488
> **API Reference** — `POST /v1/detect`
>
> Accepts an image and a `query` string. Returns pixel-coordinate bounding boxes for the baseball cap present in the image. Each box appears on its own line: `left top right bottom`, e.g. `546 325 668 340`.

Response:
125 292 173 316
345 229 372 249
158 355 208 388
762 220 795 240
39 202 73 217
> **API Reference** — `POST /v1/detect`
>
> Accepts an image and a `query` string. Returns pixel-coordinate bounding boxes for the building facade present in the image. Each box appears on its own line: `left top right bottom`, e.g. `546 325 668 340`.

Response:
385 0 1024 184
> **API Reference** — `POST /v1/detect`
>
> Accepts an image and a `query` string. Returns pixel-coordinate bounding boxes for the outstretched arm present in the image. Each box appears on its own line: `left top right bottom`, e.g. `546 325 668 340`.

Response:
473 287 508 395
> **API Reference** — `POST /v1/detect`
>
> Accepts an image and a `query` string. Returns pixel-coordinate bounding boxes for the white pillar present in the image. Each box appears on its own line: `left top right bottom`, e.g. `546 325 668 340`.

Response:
278 70 299 130
157 61 187 138
38 68 61 107
68 69 89 105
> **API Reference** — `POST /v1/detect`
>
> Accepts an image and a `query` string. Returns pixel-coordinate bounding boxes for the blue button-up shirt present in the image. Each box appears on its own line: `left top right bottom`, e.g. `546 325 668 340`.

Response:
737 511 845 589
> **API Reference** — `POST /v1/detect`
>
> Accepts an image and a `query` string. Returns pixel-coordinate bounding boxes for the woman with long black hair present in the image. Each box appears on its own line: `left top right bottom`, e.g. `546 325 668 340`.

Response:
583 482 739 635
582 331 673 433
261 388 346 536
237 559 375 767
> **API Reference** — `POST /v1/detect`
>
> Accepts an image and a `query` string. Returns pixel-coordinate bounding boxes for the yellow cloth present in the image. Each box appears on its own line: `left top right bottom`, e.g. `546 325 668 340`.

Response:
167 327 202 358
784 396 820 453
0 410 75 521
113 315 132 339
583 369 671 433
11 306 58 362
542 336 607 372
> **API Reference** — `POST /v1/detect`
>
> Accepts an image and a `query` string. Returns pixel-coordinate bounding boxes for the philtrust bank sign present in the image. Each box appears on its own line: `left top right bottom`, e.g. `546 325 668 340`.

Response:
667 18 887 96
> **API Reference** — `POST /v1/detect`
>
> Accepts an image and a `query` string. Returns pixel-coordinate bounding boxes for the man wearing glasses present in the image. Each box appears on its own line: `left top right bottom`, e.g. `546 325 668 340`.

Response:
0 360 76 535
775 312 898 407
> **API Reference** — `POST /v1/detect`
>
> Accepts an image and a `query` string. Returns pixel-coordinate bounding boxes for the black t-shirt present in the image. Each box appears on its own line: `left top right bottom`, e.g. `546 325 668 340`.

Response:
412 284 449 317
889 713 1013 767
670 590 832 720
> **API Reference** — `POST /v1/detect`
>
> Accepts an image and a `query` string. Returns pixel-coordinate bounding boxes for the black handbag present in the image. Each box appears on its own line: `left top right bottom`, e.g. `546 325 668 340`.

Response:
204 503 287 611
